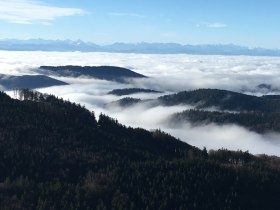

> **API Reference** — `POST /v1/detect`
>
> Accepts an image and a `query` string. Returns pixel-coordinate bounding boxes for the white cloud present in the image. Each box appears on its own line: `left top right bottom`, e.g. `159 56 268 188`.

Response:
0 0 86 24
1 51 280 94
2 51 280 156
207 23 228 28
166 124 280 156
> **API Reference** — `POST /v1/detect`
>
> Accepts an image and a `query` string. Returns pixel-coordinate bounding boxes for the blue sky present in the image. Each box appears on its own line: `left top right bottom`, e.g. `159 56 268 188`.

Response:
0 0 280 48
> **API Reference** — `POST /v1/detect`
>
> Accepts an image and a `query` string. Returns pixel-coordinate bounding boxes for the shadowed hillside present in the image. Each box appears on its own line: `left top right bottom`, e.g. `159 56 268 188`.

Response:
108 88 162 96
108 89 280 133
0 90 280 210
39 65 147 83
158 89 280 112
0 74 68 90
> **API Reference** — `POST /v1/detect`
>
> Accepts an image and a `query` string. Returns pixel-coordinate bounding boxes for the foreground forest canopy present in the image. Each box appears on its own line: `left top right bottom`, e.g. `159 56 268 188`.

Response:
0 89 280 210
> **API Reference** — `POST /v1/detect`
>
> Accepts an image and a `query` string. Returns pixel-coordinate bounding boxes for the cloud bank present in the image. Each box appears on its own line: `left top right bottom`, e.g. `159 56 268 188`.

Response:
2 51 280 94
1 50 280 156
0 0 86 24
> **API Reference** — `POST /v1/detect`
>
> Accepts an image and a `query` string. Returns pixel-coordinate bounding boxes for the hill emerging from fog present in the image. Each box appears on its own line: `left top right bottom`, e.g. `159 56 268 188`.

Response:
0 74 68 90
165 89 280 133
113 88 280 112
108 88 162 96
39 65 147 83
111 88 280 133
158 89 280 112
0 89 280 210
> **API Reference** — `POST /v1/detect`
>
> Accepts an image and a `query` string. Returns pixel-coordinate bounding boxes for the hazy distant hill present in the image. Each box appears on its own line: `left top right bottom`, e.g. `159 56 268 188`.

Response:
0 74 68 90
0 39 101 51
106 97 142 109
110 88 280 113
171 109 280 133
108 88 162 96
39 65 147 83
158 89 280 132
1 39 280 56
110 88 280 133
158 89 280 112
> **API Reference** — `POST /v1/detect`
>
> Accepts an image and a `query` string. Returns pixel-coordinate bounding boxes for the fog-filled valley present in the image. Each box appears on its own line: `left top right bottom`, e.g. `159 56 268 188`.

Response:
1 50 280 156
3 0 280 209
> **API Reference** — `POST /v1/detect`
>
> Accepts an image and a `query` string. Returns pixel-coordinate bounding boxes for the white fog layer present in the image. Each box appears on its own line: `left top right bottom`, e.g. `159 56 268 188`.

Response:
1 50 280 156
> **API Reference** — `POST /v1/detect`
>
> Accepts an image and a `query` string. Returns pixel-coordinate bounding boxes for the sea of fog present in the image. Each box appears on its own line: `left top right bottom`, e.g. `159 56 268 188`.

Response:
1 50 280 156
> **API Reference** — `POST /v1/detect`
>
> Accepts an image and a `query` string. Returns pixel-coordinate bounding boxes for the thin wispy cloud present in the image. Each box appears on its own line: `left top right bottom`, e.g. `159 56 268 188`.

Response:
207 23 228 28
196 22 228 28
0 0 86 24
108 12 146 18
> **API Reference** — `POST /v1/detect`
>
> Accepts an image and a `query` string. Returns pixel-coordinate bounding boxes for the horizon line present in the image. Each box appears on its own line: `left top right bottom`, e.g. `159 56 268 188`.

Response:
0 38 279 50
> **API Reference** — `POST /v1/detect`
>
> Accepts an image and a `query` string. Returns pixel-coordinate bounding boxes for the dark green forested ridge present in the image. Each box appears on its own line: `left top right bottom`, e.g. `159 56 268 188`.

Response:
262 94 280 100
171 109 280 133
158 88 280 112
161 89 280 133
106 97 142 109
108 89 280 133
0 90 280 210
112 88 280 113
0 74 68 90
39 65 147 83
108 88 162 96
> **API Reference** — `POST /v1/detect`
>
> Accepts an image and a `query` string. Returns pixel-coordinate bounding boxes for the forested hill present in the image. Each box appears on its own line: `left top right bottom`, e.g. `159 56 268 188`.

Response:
1 90 280 210
158 89 280 133
39 65 147 83
108 88 162 96
171 109 280 133
0 89 191 161
113 89 280 113
0 74 68 90
106 97 142 108
158 88 280 112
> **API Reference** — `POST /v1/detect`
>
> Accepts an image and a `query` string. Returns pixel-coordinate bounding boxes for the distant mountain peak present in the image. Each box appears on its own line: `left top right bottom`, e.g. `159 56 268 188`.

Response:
0 39 280 56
